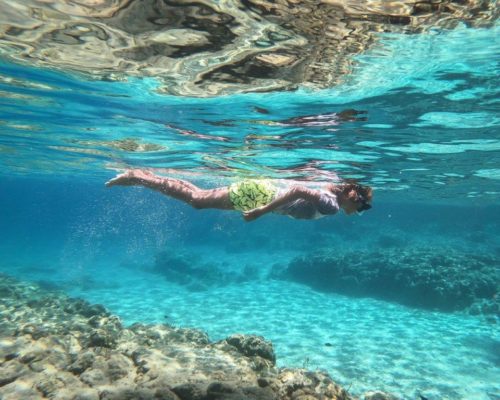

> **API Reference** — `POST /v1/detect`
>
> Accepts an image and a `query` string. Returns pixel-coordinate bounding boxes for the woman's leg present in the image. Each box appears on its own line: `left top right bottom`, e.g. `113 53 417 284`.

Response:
106 169 234 210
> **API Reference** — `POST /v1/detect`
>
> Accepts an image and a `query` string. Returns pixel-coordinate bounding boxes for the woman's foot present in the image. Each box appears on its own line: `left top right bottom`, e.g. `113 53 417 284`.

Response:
105 169 154 187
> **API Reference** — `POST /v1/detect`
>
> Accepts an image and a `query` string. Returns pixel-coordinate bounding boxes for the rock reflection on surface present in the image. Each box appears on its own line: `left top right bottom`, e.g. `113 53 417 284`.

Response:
0 0 497 96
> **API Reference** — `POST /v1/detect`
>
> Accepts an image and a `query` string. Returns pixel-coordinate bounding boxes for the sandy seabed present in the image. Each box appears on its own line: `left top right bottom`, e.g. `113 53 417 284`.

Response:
2 248 499 400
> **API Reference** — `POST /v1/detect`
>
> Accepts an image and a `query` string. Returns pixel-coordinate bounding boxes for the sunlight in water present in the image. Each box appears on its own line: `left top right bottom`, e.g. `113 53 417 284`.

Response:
0 2 499 400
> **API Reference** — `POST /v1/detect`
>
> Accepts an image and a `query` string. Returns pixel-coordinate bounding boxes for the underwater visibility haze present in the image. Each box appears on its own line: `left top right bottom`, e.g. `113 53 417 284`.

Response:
0 1 499 399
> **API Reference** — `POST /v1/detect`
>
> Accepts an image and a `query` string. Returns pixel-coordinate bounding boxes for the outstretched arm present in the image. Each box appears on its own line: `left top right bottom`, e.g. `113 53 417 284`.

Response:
243 186 323 221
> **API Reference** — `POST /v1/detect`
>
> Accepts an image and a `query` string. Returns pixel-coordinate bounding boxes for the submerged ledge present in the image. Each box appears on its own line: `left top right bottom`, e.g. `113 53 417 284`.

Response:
0 274 394 400
275 247 499 316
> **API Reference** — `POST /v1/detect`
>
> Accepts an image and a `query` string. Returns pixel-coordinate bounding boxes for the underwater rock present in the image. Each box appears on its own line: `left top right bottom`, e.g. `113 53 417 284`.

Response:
153 251 253 290
364 391 399 400
224 334 276 365
276 248 499 312
466 297 500 321
0 273 366 400
276 369 351 400
206 381 276 400
85 329 118 349
68 352 96 375
72 389 100 400
172 383 207 400
0 359 28 387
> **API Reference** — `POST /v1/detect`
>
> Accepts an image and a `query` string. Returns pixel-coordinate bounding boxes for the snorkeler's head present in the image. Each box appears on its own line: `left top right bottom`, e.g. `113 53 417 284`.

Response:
332 182 373 214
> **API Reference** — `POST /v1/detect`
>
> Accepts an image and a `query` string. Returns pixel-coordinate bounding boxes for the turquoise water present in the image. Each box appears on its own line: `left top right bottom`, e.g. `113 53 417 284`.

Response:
1 13 499 400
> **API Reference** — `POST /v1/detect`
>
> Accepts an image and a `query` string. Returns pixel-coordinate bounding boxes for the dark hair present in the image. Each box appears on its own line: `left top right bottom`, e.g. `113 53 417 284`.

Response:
336 183 373 202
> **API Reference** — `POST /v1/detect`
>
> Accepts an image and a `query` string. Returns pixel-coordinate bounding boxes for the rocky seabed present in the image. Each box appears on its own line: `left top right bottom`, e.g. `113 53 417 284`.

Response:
0 274 396 400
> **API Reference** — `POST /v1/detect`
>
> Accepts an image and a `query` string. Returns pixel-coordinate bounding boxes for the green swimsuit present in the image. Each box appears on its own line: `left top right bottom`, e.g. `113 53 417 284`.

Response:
229 180 277 211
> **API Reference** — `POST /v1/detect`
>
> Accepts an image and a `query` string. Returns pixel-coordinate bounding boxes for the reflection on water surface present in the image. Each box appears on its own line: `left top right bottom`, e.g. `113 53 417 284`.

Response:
0 0 497 96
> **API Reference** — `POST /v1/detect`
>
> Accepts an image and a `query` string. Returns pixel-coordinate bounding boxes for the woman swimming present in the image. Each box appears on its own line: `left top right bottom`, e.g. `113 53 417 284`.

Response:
105 169 372 221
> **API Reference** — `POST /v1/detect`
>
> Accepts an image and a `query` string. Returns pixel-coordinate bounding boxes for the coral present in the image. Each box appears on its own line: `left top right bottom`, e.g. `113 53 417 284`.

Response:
276 247 499 312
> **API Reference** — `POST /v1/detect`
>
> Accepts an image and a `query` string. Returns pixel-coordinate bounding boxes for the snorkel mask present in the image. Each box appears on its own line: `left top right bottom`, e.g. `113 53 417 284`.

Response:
356 193 372 215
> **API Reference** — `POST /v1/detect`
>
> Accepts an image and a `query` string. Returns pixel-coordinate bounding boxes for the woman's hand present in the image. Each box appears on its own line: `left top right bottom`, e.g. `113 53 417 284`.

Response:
243 206 265 222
